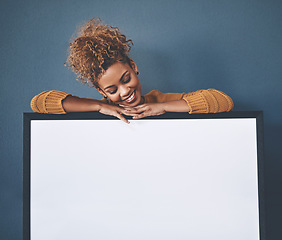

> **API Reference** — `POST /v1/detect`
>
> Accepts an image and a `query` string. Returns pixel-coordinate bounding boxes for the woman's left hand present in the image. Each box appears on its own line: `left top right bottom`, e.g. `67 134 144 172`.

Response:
121 103 166 119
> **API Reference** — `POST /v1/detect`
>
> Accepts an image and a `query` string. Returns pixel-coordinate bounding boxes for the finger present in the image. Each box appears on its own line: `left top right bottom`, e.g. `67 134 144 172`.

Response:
115 112 130 124
121 107 134 111
124 108 145 114
116 105 127 111
122 111 138 116
120 108 137 114
121 104 146 110
133 104 146 108
117 106 137 113
126 105 148 113
132 112 147 119
118 104 132 109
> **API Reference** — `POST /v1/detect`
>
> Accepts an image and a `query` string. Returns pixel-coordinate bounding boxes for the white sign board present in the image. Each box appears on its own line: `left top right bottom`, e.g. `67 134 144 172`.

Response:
23 112 265 240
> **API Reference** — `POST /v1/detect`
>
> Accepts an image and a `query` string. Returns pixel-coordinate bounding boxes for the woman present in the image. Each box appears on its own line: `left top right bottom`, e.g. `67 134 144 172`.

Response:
31 18 233 123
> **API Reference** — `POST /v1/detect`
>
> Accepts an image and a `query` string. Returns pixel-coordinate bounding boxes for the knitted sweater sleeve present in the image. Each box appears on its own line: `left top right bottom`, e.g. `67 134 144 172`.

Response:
144 89 233 114
30 90 72 114
183 89 234 113
30 90 109 114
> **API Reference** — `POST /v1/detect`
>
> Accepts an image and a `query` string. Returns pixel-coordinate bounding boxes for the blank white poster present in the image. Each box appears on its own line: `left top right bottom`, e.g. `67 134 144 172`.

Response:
30 118 259 240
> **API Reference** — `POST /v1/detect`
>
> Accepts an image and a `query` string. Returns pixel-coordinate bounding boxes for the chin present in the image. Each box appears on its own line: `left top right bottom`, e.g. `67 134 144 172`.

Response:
130 101 140 107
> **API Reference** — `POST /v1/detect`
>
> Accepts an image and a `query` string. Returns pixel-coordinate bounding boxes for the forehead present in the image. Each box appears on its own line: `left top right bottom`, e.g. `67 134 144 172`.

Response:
98 62 131 88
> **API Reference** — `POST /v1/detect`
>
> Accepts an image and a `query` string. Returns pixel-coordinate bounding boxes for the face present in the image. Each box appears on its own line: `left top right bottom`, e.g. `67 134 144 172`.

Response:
97 61 142 107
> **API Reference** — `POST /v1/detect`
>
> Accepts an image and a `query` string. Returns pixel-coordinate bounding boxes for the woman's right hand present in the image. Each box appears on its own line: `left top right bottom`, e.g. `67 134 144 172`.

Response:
98 103 129 124
62 96 128 123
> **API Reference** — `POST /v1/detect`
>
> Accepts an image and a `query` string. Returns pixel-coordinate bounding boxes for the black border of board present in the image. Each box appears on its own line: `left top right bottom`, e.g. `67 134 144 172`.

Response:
23 111 265 240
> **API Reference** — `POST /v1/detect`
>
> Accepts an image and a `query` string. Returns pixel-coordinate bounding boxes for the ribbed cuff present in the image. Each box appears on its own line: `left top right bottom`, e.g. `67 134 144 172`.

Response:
183 92 209 114
30 91 71 114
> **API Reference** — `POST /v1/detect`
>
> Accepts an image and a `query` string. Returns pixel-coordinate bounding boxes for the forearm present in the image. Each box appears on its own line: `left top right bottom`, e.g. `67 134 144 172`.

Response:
163 99 191 113
124 100 191 119
62 95 103 112
150 89 233 114
182 89 233 113
30 90 105 114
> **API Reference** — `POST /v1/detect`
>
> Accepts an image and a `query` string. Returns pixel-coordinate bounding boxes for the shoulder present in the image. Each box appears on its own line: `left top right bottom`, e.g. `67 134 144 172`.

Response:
144 90 162 96
143 90 185 103
143 90 163 103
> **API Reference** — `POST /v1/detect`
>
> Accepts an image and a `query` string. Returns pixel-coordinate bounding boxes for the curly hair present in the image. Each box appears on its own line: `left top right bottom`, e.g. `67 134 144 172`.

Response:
66 18 133 88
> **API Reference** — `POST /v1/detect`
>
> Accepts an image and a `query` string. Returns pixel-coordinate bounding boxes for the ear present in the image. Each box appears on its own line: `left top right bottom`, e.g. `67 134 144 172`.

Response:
96 87 107 98
129 59 139 74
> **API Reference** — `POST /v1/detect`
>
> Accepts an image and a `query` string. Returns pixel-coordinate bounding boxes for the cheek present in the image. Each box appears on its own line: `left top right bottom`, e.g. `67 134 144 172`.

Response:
108 95 120 103
131 77 141 89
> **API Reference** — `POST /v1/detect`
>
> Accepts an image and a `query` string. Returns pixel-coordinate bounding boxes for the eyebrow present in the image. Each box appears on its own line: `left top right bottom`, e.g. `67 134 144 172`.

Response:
104 71 129 90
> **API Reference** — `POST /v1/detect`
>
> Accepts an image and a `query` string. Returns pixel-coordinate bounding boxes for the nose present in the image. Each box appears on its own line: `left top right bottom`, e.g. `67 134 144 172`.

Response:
119 85 130 98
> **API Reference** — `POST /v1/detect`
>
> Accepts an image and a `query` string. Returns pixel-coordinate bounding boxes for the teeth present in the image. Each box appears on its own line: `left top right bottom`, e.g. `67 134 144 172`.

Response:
126 92 135 102
128 93 134 100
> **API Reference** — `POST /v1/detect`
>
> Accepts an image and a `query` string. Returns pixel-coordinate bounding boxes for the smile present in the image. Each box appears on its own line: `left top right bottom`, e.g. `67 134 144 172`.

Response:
124 91 137 103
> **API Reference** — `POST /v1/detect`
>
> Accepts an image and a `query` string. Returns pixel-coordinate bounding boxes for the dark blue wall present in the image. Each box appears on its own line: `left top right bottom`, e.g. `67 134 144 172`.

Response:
1 0 281 239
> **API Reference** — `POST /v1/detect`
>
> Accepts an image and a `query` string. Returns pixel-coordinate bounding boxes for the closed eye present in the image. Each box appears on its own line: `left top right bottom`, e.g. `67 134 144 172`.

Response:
123 75 131 83
107 88 117 95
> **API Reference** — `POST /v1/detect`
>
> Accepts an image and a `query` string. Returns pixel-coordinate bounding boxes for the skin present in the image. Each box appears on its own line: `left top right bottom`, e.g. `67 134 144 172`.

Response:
63 61 190 123
97 61 143 107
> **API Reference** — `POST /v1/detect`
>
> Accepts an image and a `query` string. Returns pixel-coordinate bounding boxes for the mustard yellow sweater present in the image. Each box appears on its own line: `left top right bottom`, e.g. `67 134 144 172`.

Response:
30 89 233 114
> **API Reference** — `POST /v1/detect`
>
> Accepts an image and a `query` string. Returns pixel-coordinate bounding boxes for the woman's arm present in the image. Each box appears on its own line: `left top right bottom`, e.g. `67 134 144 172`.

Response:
163 99 191 112
63 95 129 123
123 100 190 119
30 90 129 123
62 95 102 112
30 90 71 114
182 89 234 114
122 89 233 119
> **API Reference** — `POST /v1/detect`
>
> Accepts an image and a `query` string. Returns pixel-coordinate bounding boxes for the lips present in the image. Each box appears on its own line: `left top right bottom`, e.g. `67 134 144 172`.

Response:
124 91 137 104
